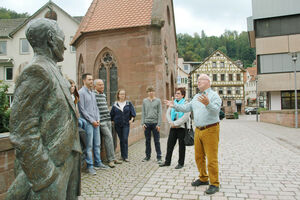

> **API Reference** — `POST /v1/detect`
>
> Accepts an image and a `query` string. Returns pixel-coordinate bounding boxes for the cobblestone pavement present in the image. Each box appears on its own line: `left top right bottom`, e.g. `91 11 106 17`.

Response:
79 116 300 200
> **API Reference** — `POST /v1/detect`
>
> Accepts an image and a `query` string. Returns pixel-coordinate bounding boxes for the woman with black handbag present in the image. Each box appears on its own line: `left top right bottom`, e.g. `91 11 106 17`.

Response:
159 88 190 169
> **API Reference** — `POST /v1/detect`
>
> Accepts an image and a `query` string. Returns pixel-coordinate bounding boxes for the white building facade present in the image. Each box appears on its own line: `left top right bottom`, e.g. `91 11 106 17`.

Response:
177 58 190 99
0 1 81 104
191 50 246 114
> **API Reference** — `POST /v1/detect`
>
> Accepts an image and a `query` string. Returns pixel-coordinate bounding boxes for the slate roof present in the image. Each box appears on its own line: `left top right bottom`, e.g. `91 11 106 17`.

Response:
0 1 83 38
73 16 84 23
0 18 27 38
72 0 154 45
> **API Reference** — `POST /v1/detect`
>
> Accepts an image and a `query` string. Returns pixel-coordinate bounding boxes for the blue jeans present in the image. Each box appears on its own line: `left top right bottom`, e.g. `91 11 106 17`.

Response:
78 117 87 130
115 125 130 159
144 123 161 159
85 122 102 169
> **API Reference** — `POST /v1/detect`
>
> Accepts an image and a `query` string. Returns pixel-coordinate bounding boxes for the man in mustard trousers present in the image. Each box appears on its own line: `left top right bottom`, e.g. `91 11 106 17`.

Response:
165 74 221 195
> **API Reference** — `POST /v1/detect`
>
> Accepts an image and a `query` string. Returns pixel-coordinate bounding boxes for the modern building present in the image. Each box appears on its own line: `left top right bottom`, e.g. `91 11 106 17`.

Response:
0 1 82 105
71 0 178 137
190 50 246 114
247 0 300 127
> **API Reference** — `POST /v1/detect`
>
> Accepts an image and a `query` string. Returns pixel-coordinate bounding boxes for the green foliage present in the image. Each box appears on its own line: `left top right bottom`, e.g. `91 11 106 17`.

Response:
177 30 256 68
0 81 10 133
233 112 239 119
0 7 30 19
258 107 268 113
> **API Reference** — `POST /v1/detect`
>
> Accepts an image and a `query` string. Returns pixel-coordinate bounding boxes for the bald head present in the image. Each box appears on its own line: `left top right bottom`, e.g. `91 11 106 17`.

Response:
94 79 105 93
26 18 65 62
197 74 211 92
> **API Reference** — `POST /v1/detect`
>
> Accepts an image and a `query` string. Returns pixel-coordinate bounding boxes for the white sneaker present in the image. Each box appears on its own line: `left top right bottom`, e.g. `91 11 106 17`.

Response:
87 168 97 175
94 163 109 170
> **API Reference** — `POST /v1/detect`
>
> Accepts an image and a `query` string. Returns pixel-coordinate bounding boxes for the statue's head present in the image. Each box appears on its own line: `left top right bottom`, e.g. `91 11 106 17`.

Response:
26 18 66 62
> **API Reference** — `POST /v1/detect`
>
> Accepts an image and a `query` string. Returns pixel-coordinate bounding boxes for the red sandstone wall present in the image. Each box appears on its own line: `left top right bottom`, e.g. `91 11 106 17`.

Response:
0 134 15 200
260 110 300 127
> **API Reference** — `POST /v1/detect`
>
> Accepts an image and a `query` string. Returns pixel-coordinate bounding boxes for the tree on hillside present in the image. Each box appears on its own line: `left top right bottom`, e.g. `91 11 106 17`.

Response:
177 30 256 68
0 7 29 19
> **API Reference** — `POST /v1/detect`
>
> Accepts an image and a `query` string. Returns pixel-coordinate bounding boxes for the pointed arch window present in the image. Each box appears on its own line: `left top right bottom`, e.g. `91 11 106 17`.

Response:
98 51 118 106
99 64 107 94
78 55 84 87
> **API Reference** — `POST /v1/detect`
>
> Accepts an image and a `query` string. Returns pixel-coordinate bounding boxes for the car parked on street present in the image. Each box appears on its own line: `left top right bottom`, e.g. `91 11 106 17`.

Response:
245 107 258 115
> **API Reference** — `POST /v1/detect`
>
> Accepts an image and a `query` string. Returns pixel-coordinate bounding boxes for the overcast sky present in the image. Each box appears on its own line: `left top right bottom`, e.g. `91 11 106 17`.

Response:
0 0 252 36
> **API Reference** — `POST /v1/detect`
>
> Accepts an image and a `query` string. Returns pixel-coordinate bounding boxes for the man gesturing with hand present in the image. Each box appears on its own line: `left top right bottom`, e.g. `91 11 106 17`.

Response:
165 74 222 195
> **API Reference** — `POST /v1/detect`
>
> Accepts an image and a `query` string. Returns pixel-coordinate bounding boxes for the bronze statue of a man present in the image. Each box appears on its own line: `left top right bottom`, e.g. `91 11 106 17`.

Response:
6 18 81 200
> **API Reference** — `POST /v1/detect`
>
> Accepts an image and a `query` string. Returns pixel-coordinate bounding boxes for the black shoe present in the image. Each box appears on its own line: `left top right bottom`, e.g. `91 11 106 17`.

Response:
205 185 219 195
191 179 209 186
175 164 183 169
142 157 150 162
159 162 170 167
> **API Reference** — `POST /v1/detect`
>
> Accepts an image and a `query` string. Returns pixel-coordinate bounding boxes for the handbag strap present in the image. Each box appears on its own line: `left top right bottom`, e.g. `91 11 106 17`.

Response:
185 116 193 130
189 117 193 129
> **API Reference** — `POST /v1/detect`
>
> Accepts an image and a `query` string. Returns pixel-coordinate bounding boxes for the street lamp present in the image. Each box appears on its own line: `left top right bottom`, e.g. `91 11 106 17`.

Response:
255 76 258 122
188 73 192 99
291 53 298 128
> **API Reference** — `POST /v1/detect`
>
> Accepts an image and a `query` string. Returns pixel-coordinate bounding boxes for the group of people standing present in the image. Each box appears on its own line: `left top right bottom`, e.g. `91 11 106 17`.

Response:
69 73 136 175
139 74 222 195
70 72 221 195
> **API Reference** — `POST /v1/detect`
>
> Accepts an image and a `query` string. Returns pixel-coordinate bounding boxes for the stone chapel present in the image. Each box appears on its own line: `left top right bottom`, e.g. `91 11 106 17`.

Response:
71 0 178 137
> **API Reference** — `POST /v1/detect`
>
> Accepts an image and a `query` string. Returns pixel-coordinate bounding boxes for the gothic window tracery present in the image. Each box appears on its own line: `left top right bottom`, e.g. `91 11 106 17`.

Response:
98 51 118 106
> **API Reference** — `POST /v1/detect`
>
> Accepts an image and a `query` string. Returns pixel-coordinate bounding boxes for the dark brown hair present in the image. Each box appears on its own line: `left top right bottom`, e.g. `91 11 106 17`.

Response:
146 86 155 93
82 73 92 80
68 79 79 104
176 87 186 98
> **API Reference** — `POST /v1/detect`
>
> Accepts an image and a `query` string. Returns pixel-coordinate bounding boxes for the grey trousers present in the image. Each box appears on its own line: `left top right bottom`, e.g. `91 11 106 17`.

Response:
100 120 116 162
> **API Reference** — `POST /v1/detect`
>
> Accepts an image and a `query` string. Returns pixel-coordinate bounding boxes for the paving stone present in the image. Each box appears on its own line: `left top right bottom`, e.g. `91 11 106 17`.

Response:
137 191 156 196
132 196 145 200
211 197 228 200
277 196 296 200
171 193 183 199
155 193 171 198
79 116 300 199
236 193 248 198
144 197 161 200
182 194 198 199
